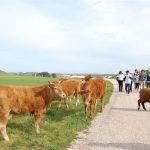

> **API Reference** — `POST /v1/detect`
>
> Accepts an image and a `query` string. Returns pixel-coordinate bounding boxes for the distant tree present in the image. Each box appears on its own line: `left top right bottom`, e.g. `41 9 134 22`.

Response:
51 73 57 78
0 70 6 73
37 72 50 77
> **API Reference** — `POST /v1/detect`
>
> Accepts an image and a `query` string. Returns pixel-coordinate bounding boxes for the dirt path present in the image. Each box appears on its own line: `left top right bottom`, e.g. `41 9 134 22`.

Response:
68 79 150 150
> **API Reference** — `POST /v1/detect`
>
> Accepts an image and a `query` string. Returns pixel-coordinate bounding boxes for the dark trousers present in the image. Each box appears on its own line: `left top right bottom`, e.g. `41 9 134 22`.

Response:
146 82 150 88
130 81 133 92
118 80 123 92
125 83 131 94
135 83 140 90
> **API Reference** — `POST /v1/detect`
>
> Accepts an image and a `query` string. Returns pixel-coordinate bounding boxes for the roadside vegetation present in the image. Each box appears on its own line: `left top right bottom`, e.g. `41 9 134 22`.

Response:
0 75 113 150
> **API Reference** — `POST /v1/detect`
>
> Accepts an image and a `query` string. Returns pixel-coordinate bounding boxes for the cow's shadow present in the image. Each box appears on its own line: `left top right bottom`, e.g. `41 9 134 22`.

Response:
111 107 150 112
7 115 35 133
87 142 150 150
45 101 84 122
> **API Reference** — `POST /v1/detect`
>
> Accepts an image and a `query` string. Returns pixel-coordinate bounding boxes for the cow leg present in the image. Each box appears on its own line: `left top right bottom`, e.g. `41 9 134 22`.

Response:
0 113 9 141
58 100 62 109
75 94 80 106
90 101 96 116
100 96 105 112
89 102 92 116
142 102 146 110
49 102 52 108
84 102 89 116
0 123 9 141
64 97 69 110
8 114 12 121
34 112 42 134
138 99 141 110
94 100 97 113
69 96 73 102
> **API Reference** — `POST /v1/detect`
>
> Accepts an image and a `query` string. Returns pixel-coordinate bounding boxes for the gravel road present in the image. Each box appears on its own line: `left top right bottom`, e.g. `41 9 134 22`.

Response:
68 79 150 150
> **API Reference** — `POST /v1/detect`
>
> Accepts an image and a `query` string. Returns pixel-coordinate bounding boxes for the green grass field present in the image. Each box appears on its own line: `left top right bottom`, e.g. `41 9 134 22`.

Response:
0 75 55 86
0 75 113 150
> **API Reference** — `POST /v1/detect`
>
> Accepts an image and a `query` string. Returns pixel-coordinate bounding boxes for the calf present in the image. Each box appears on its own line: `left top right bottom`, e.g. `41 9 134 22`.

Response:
138 88 150 110
58 79 83 109
0 82 66 141
79 77 106 116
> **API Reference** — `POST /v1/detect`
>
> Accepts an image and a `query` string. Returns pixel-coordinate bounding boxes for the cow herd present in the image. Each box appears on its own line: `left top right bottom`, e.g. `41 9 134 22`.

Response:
0 75 106 141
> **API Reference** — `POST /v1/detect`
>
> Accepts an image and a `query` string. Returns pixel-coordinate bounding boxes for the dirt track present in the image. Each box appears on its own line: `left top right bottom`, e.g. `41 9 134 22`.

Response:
68 79 150 150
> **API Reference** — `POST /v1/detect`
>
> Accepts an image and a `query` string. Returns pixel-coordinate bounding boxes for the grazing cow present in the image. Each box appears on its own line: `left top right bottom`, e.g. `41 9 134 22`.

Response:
0 82 66 141
79 77 106 116
138 88 150 110
53 78 83 109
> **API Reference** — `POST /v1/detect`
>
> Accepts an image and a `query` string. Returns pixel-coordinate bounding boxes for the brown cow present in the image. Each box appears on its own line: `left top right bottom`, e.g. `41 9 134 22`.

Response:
53 78 83 109
138 88 150 110
79 77 106 116
0 82 66 141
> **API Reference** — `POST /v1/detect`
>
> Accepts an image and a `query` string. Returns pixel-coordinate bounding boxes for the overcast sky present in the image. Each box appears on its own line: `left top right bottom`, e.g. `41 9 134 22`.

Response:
0 0 149 74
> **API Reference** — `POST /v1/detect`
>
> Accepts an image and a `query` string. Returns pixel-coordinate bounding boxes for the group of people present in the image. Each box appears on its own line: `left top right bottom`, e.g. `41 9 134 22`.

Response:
116 69 150 94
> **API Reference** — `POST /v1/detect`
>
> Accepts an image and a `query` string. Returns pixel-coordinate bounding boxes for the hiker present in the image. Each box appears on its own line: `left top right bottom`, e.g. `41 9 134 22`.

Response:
124 70 133 94
130 73 134 92
133 69 138 89
133 72 140 90
116 71 125 92
139 70 146 89
146 70 150 88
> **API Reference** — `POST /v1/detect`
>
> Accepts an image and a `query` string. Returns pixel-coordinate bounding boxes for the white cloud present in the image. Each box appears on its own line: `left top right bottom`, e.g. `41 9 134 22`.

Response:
0 1 67 50
84 0 150 55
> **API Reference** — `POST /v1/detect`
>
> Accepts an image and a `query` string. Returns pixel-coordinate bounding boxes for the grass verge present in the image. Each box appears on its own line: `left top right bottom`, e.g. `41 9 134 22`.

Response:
0 76 113 150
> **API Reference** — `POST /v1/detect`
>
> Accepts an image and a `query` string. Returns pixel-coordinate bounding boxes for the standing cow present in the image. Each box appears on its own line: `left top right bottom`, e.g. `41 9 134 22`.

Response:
138 88 150 110
56 78 83 109
0 82 66 141
79 77 106 116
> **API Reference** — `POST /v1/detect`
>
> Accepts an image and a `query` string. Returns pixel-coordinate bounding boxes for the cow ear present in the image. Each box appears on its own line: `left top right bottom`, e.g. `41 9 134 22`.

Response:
81 80 86 84
78 90 90 95
58 80 63 84
84 75 92 81
58 78 67 83
48 82 55 88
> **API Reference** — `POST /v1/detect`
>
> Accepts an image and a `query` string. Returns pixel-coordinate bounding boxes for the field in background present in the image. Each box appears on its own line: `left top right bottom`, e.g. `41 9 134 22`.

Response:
0 75 54 86
0 75 113 150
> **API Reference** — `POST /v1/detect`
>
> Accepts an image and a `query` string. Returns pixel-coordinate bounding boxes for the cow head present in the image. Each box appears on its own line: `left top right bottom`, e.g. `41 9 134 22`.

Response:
78 80 92 102
48 81 66 99
78 88 91 103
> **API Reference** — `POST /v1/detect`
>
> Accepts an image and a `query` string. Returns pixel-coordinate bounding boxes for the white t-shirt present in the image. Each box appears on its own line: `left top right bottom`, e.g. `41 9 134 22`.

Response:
117 74 125 81
134 75 140 83
124 73 132 84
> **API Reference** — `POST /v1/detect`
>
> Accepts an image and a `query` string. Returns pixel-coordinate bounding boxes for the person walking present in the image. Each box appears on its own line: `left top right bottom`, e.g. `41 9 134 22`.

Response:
146 70 150 88
116 71 125 92
130 73 133 92
124 70 132 94
133 72 140 90
133 69 138 90
139 69 146 89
